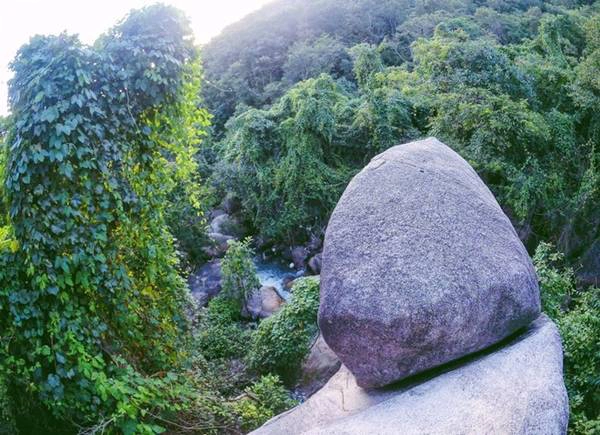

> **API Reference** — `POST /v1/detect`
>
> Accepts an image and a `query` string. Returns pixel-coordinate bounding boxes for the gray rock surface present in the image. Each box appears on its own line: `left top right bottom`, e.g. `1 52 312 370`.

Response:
203 232 234 258
308 253 323 275
188 260 222 306
210 212 244 238
319 137 541 388
291 246 310 269
210 213 232 234
297 333 341 397
251 315 568 435
243 285 285 319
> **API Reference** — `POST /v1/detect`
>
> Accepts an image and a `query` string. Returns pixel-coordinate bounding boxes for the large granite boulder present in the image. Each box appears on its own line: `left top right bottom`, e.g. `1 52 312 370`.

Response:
319 137 541 388
251 315 568 435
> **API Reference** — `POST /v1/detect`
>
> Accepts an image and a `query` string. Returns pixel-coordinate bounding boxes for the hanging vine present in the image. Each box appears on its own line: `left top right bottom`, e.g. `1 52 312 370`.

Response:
0 5 209 432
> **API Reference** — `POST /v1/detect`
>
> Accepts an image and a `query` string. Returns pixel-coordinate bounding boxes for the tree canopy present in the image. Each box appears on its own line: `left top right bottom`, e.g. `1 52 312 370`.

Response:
205 0 600 281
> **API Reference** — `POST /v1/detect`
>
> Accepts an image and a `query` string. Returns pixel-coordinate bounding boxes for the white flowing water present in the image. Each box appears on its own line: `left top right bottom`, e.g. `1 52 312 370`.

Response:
253 256 304 300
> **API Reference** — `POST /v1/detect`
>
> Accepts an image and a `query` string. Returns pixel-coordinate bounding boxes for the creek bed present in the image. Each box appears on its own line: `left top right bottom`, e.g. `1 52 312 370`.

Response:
253 256 303 300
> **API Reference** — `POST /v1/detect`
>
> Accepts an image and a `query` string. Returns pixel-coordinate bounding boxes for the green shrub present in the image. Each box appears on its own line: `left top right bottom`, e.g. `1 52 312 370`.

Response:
196 297 252 360
221 238 261 307
248 276 320 382
0 373 15 435
215 75 355 246
534 243 600 434
533 242 576 319
559 288 600 434
234 374 297 432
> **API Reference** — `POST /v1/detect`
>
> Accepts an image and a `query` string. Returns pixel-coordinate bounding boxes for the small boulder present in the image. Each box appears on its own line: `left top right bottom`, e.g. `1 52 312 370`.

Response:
221 194 242 215
251 315 568 435
308 253 322 275
209 208 226 220
188 260 222 306
260 286 285 317
319 138 540 388
297 333 341 397
210 213 233 234
203 232 234 258
243 286 285 319
210 213 245 238
291 246 309 269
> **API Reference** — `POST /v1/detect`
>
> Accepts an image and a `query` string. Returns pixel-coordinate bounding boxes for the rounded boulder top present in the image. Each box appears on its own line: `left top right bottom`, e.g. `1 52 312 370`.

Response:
318 137 541 388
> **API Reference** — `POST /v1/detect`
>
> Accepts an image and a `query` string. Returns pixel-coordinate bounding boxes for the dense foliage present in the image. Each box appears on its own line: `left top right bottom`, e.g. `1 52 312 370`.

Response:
220 238 261 307
535 244 600 433
248 276 320 383
214 76 354 243
202 0 590 133
189 296 296 433
203 2 600 433
0 116 15 435
2 1 600 434
196 296 251 360
205 0 600 284
0 5 214 433
232 374 297 433
0 6 304 434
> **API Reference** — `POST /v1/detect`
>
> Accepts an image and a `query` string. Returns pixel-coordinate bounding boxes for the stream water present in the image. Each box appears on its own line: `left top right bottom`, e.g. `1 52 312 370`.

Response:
253 256 304 300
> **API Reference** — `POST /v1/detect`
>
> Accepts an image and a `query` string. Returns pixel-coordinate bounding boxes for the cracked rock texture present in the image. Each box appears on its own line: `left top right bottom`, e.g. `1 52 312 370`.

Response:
319 137 541 388
251 315 568 435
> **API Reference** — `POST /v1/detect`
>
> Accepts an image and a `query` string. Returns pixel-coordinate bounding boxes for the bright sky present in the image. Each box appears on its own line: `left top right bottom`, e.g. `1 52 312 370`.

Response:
0 0 273 116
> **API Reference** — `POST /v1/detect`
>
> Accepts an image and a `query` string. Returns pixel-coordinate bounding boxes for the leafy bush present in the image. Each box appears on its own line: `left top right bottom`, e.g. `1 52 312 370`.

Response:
283 35 352 84
534 243 600 434
221 238 261 307
215 75 356 245
196 297 252 360
234 374 297 432
248 276 320 382
559 288 600 434
533 242 576 318
0 373 15 435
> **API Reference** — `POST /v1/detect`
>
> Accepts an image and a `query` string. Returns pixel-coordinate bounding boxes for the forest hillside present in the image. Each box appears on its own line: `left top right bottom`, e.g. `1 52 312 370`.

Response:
202 0 600 288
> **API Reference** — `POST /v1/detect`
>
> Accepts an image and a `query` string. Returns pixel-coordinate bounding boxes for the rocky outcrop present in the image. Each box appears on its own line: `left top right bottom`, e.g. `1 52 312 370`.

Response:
296 333 341 397
319 137 540 388
243 285 285 319
188 260 222 306
291 246 310 269
203 232 234 258
210 213 234 235
203 206 247 259
251 315 568 435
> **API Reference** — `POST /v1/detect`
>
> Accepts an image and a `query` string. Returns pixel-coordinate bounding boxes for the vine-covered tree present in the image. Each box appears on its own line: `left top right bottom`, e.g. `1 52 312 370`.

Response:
0 5 209 433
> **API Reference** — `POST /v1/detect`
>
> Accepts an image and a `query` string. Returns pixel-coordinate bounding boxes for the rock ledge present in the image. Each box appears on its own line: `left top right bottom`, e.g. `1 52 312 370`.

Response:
251 315 568 435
